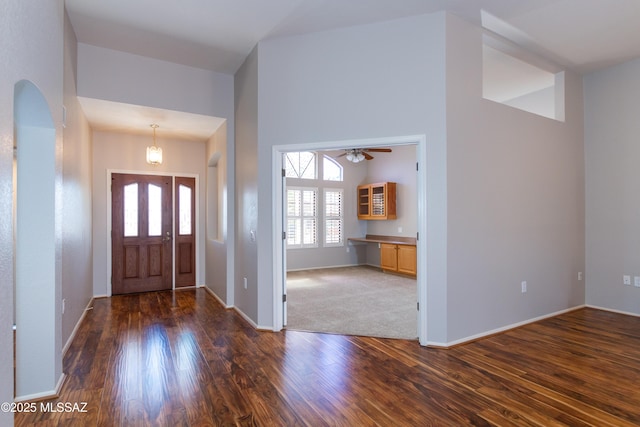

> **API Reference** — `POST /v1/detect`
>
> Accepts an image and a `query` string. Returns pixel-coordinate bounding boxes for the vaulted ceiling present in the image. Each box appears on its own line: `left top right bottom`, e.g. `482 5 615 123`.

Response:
64 0 640 139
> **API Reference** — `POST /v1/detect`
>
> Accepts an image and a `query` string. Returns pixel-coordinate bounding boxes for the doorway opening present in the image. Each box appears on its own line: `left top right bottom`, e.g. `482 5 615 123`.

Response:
273 135 428 345
109 172 198 295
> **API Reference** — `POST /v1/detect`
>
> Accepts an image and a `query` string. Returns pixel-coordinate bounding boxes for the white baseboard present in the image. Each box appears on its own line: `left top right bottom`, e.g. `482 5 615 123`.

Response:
232 306 258 328
14 373 66 403
17 297 92 402
586 304 640 317
286 263 363 273
203 285 233 309
232 306 273 331
62 298 94 355
202 286 272 331
429 305 586 348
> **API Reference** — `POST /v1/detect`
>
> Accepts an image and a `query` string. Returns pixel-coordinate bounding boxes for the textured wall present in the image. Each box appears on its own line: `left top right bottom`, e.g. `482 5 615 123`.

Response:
0 0 65 420
62 8 94 354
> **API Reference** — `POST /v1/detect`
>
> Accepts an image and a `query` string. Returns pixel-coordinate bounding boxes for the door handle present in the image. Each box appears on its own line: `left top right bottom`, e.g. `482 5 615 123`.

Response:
163 231 172 242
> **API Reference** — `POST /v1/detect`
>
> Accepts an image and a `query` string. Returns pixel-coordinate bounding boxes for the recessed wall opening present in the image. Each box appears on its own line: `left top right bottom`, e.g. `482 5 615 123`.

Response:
13 80 60 400
207 151 223 241
481 11 565 121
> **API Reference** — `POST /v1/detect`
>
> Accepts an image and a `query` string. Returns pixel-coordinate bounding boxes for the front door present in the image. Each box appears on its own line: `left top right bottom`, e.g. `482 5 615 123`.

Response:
112 173 173 294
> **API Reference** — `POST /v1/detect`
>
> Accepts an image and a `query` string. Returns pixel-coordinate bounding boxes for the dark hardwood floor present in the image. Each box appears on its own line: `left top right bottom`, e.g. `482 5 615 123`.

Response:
15 289 640 426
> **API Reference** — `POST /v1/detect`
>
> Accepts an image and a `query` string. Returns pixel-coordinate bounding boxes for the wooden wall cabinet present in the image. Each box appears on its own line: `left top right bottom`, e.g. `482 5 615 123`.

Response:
357 182 396 220
380 243 416 276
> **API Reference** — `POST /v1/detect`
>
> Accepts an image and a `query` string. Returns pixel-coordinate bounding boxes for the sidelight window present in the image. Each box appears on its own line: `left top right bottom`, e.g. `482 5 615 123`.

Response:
179 184 192 235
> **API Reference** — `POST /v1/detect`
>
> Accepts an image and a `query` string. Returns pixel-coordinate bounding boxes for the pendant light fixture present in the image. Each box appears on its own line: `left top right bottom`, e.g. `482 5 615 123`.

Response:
146 123 163 165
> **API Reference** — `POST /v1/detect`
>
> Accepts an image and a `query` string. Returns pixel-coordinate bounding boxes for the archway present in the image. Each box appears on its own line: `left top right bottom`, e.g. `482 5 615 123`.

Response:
13 80 61 400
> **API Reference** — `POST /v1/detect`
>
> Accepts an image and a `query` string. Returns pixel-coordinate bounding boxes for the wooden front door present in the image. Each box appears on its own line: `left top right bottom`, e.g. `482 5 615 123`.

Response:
112 173 173 294
175 177 196 287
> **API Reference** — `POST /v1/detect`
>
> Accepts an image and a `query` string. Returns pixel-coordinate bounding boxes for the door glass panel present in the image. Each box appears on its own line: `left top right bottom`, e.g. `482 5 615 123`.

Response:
179 184 192 235
148 184 162 236
124 183 138 237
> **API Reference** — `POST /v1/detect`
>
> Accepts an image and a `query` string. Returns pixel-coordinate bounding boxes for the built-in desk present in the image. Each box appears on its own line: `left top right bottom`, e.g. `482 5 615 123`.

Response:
348 235 417 277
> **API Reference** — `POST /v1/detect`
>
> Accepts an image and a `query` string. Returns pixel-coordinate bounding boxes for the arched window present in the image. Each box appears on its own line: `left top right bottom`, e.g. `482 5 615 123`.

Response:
285 152 344 249
323 155 343 181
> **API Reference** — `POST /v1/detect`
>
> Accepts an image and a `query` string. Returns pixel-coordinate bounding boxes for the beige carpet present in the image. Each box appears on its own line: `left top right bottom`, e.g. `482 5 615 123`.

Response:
286 266 417 339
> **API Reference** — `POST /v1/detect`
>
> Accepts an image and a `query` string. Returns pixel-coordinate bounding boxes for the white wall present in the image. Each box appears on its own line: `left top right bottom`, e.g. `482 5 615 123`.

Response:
245 13 448 335
77 44 233 118
585 58 640 314
0 0 65 420
503 85 556 119
62 9 93 352
445 14 585 342
205 122 234 305
91 131 207 296
365 144 418 237
234 46 260 323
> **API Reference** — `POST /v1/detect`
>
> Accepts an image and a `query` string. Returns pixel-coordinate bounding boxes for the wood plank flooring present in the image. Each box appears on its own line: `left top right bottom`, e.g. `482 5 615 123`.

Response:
15 289 640 426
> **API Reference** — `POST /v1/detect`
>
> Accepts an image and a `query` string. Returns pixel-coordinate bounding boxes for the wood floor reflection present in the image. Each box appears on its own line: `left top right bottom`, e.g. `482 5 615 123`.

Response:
15 289 640 426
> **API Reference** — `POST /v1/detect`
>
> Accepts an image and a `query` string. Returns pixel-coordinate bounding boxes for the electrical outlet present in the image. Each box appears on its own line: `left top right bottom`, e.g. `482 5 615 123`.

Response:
624 275 631 286
635 277 640 288
578 272 583 281
62 299 66 314
521 281 527 293
346 246 350 253
243 277 248 289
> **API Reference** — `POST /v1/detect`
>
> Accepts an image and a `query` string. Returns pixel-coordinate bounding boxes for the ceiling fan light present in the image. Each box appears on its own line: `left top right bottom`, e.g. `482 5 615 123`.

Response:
346 152 355 162
356 152 365 162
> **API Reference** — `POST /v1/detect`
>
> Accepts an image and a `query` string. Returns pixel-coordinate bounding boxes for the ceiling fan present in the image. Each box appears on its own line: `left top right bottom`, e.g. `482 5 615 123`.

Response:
338 148 392 163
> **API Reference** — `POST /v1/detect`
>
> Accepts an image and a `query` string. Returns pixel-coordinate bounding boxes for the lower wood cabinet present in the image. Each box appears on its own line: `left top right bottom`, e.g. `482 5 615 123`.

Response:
380 243 398 271
380 243 416 276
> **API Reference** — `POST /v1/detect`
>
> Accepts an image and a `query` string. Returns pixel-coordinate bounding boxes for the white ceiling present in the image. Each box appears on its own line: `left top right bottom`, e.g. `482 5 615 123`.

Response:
77 97 226 141
64 0 640 140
